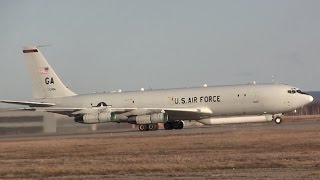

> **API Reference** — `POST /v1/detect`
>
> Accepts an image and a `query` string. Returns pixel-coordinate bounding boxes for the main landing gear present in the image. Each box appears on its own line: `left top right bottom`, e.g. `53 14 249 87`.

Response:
138 123 159 131
164 120 184 130
137 120 184 131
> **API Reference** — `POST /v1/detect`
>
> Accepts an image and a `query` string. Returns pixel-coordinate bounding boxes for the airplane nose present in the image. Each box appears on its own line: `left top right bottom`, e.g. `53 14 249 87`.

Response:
309 95 314 102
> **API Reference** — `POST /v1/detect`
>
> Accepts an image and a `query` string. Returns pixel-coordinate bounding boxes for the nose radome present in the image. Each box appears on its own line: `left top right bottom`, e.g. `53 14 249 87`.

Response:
309 96 314 102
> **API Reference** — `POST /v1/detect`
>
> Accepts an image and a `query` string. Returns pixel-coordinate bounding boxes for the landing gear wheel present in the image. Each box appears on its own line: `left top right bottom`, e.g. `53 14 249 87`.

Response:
274 117 282 124
172 121 184 130
177 121 184 129
139 124 148 131
173 121 180 129
148 123 157 131
164 122 173 130
154 123 159 130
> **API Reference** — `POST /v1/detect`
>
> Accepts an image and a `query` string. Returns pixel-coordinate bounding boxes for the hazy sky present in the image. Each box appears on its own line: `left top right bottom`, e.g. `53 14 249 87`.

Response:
1 0 320 100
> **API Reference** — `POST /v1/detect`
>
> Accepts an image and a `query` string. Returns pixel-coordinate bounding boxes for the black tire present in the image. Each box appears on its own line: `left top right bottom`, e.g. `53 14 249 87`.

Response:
172 121 184 129
178 121 184 129
173 121 180 129
148 124 155 131
154 123 159 130
139 124 148 131
164 122 173 130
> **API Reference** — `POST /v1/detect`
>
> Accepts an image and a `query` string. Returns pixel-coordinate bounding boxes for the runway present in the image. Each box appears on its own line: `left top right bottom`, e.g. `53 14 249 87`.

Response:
0 118 319 179
1 117 319 141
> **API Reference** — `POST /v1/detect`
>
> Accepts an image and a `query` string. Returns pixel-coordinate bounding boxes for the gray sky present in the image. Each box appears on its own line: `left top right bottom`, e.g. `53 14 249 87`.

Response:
1 0 320 100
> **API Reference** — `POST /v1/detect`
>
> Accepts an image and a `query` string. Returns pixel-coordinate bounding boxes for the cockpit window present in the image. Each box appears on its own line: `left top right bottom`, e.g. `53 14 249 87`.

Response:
287 90 296 94
288 89 310 95
297 90 310 95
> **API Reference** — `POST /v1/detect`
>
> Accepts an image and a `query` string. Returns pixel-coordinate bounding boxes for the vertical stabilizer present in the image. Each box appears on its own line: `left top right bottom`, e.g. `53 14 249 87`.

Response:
23 47 77 99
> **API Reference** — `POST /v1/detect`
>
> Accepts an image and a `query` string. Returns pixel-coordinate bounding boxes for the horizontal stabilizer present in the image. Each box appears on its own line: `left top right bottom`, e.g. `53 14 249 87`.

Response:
0 100 55 107
0 108 36 112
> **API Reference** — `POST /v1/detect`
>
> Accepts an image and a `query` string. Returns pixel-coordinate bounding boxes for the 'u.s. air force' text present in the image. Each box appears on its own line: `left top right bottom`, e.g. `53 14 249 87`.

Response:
173 96 221 104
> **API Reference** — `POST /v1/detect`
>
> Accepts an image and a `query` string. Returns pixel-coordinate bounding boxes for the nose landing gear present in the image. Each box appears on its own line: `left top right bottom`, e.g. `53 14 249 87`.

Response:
274 117 282 124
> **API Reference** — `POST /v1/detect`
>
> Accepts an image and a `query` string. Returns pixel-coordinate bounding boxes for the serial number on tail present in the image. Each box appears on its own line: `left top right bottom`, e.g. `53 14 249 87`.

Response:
173 96 221 104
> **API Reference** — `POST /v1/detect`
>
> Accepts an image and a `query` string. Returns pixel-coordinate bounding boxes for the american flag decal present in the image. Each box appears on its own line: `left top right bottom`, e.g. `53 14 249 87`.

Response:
39 67 49 74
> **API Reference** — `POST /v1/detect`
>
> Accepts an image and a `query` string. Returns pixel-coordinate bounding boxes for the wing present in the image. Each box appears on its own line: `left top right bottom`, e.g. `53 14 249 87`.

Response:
33 107 137 116
1 100 212 120
29 106 213 120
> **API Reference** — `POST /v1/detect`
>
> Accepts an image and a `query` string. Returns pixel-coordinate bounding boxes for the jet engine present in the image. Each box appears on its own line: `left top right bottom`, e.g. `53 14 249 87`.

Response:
128 113 168 124
75 112 116 124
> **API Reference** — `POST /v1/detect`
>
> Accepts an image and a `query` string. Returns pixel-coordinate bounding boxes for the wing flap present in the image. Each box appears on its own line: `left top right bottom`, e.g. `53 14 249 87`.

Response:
161 107 212 120
161 107 212 114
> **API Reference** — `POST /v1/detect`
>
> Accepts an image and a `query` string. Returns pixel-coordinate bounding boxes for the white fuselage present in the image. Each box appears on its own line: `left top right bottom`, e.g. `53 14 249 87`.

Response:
46 83 313 120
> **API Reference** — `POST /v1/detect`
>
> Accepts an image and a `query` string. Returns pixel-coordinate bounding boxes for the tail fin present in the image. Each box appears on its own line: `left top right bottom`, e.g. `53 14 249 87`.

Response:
23 47 77 99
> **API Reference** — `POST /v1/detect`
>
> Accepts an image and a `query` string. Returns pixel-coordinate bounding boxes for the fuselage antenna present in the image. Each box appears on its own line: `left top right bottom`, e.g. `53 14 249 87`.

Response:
272 75 275 83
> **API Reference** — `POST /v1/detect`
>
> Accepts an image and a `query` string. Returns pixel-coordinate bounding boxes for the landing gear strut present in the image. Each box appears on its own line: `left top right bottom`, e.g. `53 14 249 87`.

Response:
164 120 184 130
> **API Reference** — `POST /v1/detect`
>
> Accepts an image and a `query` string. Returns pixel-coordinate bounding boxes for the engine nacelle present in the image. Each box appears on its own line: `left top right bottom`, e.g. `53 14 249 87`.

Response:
75 112 116 124
128 113 168 124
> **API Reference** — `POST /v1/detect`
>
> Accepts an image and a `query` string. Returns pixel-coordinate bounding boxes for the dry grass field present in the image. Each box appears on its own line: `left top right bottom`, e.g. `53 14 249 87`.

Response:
0 121 319 179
